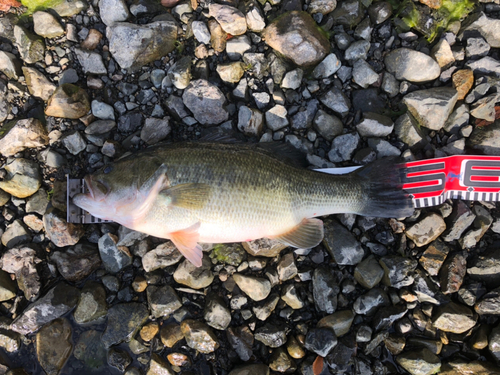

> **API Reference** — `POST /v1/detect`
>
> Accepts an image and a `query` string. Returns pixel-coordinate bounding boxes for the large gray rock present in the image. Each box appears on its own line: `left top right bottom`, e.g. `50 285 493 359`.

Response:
459 12 500 48
182 79 228 125
432 302 476 334
385 48 440 82
99 0 130 26
468 120 500 154
50 244 101 282
0 118 48 157
262 11 330 67
0 158 41 198
14 25 45 64
406 213 446 247
107 21 177 72
323 219 364 265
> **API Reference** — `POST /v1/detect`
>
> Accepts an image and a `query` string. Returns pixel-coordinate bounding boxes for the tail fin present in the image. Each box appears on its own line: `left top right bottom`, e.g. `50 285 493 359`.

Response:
354 158 414 218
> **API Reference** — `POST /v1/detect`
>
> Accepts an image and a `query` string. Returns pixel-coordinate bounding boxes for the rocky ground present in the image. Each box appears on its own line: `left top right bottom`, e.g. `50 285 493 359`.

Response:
1 0 500 373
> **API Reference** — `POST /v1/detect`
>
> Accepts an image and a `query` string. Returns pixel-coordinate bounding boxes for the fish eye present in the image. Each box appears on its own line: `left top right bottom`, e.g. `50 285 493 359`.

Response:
103 165 113 174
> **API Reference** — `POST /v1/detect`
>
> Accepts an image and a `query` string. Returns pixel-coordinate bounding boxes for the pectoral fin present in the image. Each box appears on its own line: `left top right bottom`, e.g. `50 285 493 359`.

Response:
160 183 211 210
170 222 203 267
273 218 324 249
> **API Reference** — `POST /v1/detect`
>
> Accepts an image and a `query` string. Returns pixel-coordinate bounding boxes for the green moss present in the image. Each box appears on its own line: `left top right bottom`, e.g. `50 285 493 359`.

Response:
20 0 65 13
210 244 247 266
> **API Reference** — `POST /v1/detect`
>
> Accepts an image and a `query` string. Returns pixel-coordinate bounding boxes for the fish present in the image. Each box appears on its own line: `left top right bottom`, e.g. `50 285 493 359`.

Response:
72 142 414 267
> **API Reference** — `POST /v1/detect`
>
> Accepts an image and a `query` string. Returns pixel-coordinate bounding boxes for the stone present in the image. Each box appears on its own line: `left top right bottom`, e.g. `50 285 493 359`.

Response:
0 329 20 353
475 287 500 315
217 62 245 84
173 256 214 289
81 29 103 50
319 87 350 117
43 206 84 247
227 325 254 361
226 35 251 60
0 158 41 198
147 353 175 375
1 220 30 248
312 53 341 79
356 112 394 137
147 285 182 318
419 240 450 277
0 270 16 302
36 318 72 375
304 327 337 357
209 3 247 35
238 106 264 137
160 323 184 348
452 69 474 101
45 84 90 119
108 347 132 372
406 213 446 247
467 249 500 288
331 0 363 26
167 56 192 89
22 67 56 101
468 120 500 155
11 283 80 335
442 200 475 242
277 253 297 282
345 40 370 62
262 11 330 67
233 273 271 301
192 20 210 44
385 48 440 82
85 120 116 135
394 113 427 150
33 11 64 38
379 256 418 289
444 104 469 133
181 319 219 353
265 105 289 131
140 322 159 342
101 303 149 347
466 56 500 77
396 348 441 375
354 255 385 289
466 37 490 59
440 252 467 294
372 304 408 332
431 39 455 68
14 25 45 64
354 288 390 315
244 2 265 32
459 12 500 48
99 0 130 26
1 246 41 301
242 238 287 257
229 364 270 375
61 130 86 155
73 281 107 324
312 266 339 314
75 49 107 75
182 79 228 125
107 21 177 72
403 87 458 131
204 295 231 330
313 110 343 141
98 233 132 273
460 205 493 249
281 284 304 309
308 0 337 13
0 118 48 157
141 117 171 145
73 330 107 371
255 323 287 348
142 242 183 272
323 219 364 265
432 302 476 334
51 0 87 16
328 132 360 162
470 93 500 121
317 310 355 337
0 51 22 80
281 69 303 90
51 244 101 282
325 338 356 372
352 59 379 88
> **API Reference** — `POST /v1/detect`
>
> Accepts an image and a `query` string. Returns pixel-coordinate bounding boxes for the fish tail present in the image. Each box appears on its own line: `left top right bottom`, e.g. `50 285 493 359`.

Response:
354 158 414 218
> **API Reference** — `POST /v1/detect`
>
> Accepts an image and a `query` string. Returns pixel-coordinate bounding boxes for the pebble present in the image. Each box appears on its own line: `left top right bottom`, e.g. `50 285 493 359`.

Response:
181 319 219 353
323 219 364 265
385 48 440 82
50 243 101 282
1 246 41 301
36 318 72 375
304 327 337 357
233 273 271 301
0 158 41 198
173 256 214 289
22 67 56 101
98 233 132 273
101 303 149 347
147 285 182 318
356 112 394 137
227 325 254 361
406 213 446 247
317 310 355 337
204 295 231 330
182 79 228 125
73 281 107 324
255 323 287 348
432 302 476 334
396 348 441 375
45 84 90 119
379 256 417 289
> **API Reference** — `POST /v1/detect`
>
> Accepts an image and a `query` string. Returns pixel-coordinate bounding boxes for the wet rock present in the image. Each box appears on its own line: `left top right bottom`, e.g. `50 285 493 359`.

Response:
442 200 475 242
0 118 48 157
226 35 251 60
420 243 450 278
440 252 467 294
403 87 458 131
98 233 132 273
101 303 149 347
14 25 45 64
354 255 385 289
140 322 159 342
475 287 500 315
50 243 101 282
467 249 500 288
323 219 364 265
325 337 356 372
356 112 394 137
0 270 16 302
396 348 441 375
227 326 254 361
99 0 130 26
36 318 72 375
385 48 440 82
22 67 56 101
209 3 247 35
0 329 20 353
181 319 219 353
1 246 41 301
277 253 297 282
262 11 330 67
74 281 107 324
352 59 379 88
412 269 448 305
372 304 408 332
204 295 231 330
328 132 360 162
331 0 363 26
268 347 295 373
253 293 279 321
317 310 355 337
182 79 228 126
304 327 337 357
354 288 390 315
255 323 287 348
167 56 192 89
11 283 80 335
160 323 184 348
432 302 476 334
147 285 182 318
142 241 183 272
229 364 270 375
148 353 174 375
380 256 417 288
107 21 177 72
173 256 214 289
0 158 41 198
238 106 264 137
0 51 22 80
45 84 90 119
233 273 271 301
108 347 131 373
281 284 304 309
313 266 339 314
1 220 31 248
44 206 85 247
286 335 305 359
406 213 446 247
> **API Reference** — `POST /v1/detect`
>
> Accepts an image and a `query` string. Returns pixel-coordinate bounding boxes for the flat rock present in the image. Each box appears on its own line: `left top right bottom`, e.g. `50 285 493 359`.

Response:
142 241 183 272
396 348 441 375
380 256 418 289
14 25 45 64
262 11 330 67
0 158 41 198
323 219 364 265
182 79 228 126
73 281 107 324
45 84 90 119
50 243 101 282
36 318 72 375
146 285 182 318
22 67 56 101
459 11 500 48
255 323 287 348
432 302 476 334
33 11 64 38
181 319 219 353
0 118 48 157
0 270 16 302
141 117 171 145
385 48 440 82
204 295 231 330
356 112 394 137
312 266 339 313
229 364 269 375
440 252 467 294
419 240 450 276
0 51 22 80
209 3 247 35
11 283 80 335
406 213 446 247
44 206 85 247
75 49 107 75
442 200 475 242
233 273 271 301
354 255 385 289
1 246 41 301
99 0 130 26
101 303 149 347
475 287 500 315
304 327 337 357
107 21 177 72
317 310 354 337
98 233 132 273
173 255 214 289
1 219 31 248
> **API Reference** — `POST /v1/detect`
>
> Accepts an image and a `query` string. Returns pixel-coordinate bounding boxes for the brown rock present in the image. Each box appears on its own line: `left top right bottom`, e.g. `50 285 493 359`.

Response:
167 352 190 367
419 240 450 276
140 322 159 342
181 319 219 353
440 252 467 294
208 19 226 55
43 206 85 247
160 323 184 348
80 29 103 50
432 302 476 334
45 83 90 119
22 67 56 101
452 69 474 101
36 318 72 375
242 238 287 257
418 0 442 9
0 118 48 157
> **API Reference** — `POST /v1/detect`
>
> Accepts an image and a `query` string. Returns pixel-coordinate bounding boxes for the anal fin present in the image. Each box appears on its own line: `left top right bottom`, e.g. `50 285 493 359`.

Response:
170 222 203 267
273 218 324 249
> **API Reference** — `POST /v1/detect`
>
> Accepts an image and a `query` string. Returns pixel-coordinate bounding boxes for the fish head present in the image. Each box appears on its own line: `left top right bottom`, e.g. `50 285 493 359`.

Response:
73 160 167 225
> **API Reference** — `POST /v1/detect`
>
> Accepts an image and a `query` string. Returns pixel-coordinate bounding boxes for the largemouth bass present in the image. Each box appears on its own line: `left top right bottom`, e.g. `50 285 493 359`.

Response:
73 142 414 266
